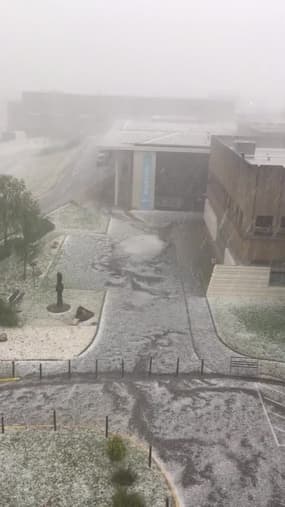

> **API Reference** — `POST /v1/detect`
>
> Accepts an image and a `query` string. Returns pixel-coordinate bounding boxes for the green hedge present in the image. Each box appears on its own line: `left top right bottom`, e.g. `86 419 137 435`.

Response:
0 299 19 327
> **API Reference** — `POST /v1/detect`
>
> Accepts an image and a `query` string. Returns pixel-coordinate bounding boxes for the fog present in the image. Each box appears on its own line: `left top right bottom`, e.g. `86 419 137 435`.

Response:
0 0 285 106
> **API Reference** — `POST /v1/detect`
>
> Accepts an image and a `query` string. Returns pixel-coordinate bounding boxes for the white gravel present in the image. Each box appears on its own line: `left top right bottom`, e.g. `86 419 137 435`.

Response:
0 326 95 360
119 234 165 260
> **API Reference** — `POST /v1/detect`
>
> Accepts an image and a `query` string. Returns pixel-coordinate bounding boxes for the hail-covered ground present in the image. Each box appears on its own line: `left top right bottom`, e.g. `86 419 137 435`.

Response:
0 429 170 506
209 296 285 361
0 202 108 360
0 376 284 507
1 142 285 507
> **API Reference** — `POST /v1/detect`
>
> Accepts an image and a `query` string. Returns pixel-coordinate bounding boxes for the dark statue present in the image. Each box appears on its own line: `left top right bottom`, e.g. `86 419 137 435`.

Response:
56 272 64 308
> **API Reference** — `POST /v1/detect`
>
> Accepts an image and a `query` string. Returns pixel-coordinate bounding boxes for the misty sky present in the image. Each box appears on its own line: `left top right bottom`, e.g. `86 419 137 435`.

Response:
1 0 285 106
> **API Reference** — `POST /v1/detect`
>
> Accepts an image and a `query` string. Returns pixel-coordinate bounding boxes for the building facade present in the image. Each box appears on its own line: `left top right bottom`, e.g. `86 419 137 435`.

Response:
205 136 285 265
113 147 209 212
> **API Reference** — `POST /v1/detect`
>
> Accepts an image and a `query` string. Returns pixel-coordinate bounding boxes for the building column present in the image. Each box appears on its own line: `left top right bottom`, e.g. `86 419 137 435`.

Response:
114 155 119 207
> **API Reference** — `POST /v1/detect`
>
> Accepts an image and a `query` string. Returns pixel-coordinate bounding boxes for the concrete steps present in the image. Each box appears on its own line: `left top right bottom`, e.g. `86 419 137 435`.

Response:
207 264 285 298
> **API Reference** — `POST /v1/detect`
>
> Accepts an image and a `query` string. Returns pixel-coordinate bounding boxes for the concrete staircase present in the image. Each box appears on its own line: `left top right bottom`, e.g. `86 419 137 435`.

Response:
207 264 285 298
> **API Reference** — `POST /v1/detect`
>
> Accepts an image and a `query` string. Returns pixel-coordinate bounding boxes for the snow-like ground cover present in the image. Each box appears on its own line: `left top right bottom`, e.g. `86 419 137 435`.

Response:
47 233 113 290
0 135 80 200
47 201 109 233
0 430 170 507
0 289 104 360
0 203 107 360
0 229 64 299
119 234 165 261
209 297 285 361
0 378 283 507
0 326 95 361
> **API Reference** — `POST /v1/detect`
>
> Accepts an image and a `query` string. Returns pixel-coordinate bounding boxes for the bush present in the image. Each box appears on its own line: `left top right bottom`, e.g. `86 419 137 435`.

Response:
0 244 11 261
0 299 19 327
29 217 55 242
112 468 137 486
112 488 145 507
107 435 126 462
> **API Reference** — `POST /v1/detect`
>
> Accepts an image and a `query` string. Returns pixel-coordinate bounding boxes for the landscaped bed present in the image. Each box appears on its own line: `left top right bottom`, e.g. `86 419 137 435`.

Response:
47 201 109 233
209 297 285 362
0 430 172 507
0 202 109 360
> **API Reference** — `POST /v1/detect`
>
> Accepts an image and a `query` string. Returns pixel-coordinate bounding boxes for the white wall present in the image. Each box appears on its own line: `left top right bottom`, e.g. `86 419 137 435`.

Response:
204 198 218 241
224 247 236 265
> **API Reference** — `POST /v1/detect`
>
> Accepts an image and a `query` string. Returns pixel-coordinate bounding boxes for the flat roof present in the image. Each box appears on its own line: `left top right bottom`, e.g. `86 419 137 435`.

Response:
98 118 237 152
99 144 209 154
220 136 285 167
246 148 285 167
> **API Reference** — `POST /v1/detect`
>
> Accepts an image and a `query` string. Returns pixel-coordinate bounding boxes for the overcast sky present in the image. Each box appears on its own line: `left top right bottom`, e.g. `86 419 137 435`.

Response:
0 0 285 107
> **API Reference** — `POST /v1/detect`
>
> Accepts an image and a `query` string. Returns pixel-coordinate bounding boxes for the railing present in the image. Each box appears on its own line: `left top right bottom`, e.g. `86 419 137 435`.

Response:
230 356 259 377
0 354 284 383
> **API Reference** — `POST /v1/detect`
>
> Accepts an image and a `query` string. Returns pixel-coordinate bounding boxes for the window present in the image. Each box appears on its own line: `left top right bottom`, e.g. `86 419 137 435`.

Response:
280 216 285 228
270 269 285 286
238 208 243 229
255 216 273 228
254 215 273 236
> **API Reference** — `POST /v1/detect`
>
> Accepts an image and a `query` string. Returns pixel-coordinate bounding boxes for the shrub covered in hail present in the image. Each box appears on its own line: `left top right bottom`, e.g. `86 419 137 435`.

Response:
107 435 127 462
112 467 137 486
112 488 145 507
0 299 18 327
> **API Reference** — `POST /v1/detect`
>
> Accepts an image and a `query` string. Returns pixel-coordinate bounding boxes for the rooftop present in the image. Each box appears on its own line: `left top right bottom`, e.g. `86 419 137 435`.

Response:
221 136 285 167
98 118 237 153
246 147 285 167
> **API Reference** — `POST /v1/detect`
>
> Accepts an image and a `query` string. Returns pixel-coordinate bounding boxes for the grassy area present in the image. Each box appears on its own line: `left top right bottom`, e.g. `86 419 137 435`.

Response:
47 202 109 233
0 430 170 507
210 298 285 362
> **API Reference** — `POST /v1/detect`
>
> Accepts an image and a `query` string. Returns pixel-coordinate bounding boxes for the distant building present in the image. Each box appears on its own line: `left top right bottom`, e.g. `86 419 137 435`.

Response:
238 120 285 148
205 135 285 265
7 91 235 138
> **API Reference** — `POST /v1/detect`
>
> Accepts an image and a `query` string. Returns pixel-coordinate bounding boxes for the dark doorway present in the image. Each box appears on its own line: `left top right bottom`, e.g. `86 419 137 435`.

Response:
154 152 208 211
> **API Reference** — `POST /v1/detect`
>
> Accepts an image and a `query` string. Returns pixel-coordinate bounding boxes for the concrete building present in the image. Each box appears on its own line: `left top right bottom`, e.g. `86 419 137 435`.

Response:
7 91 235 137
238 119 285 148
205 135 285 266
99 119 236 211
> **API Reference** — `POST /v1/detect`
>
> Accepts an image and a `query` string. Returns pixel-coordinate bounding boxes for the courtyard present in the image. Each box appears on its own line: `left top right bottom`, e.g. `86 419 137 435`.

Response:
0 203 285 506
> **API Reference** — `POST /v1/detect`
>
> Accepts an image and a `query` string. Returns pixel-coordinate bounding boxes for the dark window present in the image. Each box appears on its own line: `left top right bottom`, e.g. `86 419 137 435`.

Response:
238 209 243 228
280 216 285 228
270 269 285 286
251 259 269 266
255 216 273 227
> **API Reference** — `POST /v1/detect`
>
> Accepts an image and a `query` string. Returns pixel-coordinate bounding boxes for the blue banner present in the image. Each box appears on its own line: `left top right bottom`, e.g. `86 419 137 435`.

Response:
141 152 153 209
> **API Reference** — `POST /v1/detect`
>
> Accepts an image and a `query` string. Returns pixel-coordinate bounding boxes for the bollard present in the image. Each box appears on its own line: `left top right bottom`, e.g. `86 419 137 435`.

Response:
1 416 4 434
105 416 109 438
176 357 180 377
39 363 42 380
53 410 57 431
148 357 153 376
95 359 98 378
148 445 152 468
12 361 15 378
68 360 71 377
200 359 204 376
121 359 124 378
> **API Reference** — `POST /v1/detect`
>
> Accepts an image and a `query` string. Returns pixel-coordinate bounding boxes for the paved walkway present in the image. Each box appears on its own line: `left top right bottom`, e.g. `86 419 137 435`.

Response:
185 296 238 374
171 217 239 374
